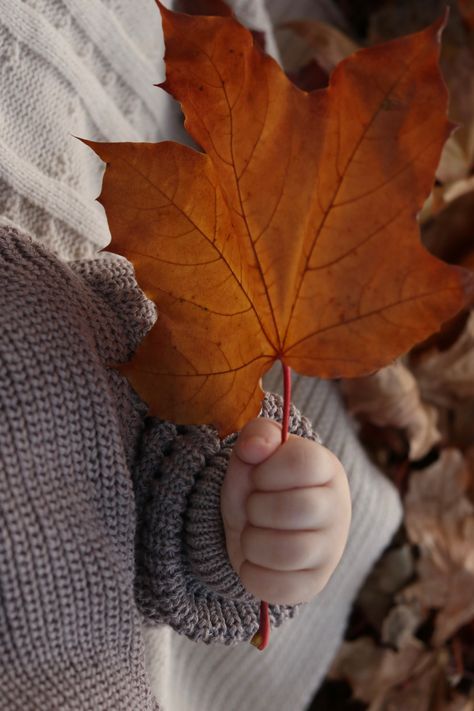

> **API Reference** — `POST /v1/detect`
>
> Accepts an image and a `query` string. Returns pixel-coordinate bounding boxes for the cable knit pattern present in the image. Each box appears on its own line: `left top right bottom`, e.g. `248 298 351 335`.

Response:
0 0 181 260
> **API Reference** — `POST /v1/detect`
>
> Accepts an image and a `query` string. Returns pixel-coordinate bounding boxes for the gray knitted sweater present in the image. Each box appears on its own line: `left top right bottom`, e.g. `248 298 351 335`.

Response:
0 2 403 708
0 226 322 709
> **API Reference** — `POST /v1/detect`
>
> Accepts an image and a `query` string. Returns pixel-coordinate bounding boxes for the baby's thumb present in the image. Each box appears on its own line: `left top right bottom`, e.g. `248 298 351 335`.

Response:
221 418 282 537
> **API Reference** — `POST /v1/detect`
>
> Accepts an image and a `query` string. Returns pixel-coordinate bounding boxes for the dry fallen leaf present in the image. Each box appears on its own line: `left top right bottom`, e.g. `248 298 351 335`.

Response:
444 177 474 204
356 544 416 631
422 190 474 267
341 360 441 460
84 4 472 434
174 0 231 17
436 12 474 184
400 449 474 646
282 19 359 75
445 695 474 711
381 602 425 650
329 635 447 711
411 311 474 408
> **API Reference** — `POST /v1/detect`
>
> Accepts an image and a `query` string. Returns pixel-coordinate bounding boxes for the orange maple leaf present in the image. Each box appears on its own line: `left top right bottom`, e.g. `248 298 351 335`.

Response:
83 4 473 436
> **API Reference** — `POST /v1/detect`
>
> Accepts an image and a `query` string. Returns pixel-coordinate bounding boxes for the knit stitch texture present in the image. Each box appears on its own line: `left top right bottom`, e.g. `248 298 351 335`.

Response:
0 1 404 708
0 226 313 709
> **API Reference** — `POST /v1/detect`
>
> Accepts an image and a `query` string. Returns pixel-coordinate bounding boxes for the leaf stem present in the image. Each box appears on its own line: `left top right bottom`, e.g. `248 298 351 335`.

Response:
251 361 292 651
281 361 291 445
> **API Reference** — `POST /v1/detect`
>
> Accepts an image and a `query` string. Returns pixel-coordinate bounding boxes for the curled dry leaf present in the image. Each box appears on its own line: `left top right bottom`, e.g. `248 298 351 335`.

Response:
356 544 416 632
83 4 473 434
329 635 447 711
446 695 474 711
443 175 474 205
459 0 474 29
367 649 450 711
436 11 474 184
174 0 232 17
400 449 474 646
341 360 441 460
421 189 474 267
282 20 359 74
466 447 474 502
381 602 425 650
411 311 474 408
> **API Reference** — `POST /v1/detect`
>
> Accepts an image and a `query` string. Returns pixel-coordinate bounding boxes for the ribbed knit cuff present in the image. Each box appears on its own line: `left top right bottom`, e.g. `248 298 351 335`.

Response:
133 393 320 644
70 255 157 365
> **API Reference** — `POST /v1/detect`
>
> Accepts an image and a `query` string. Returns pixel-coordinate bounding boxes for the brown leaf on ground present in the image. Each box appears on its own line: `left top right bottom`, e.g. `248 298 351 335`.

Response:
174 0 232 17
283 20 359 74
368 650 450 711
411 312 474 408
443 176 474 205
437 12 474 184
341 361 441 460
286 59 329 92
445 693 474 711
400 449 474 645
274 24 328 90
421 190 474 268
466 447 474 503
356 544 416 632
381 602 425 650
454 699 474 711
447 400 474 452
329 635 449 710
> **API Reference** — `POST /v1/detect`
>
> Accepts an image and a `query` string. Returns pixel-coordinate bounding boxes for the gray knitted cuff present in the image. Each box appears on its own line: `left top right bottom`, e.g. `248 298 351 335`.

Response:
69 254 157 365
133 392 319 645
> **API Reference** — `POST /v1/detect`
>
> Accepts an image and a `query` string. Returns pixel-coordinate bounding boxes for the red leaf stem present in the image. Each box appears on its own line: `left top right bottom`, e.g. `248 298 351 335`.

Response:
251 361 292 651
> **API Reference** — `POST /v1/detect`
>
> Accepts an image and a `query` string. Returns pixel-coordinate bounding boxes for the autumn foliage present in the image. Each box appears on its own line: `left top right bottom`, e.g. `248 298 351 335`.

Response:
84 2 472 436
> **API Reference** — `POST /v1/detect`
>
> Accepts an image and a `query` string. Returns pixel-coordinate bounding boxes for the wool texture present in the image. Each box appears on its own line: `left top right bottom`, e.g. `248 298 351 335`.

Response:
0 1 403 709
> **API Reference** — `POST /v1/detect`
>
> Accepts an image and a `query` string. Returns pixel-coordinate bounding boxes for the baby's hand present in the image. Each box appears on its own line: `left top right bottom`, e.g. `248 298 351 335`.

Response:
221 418 351 605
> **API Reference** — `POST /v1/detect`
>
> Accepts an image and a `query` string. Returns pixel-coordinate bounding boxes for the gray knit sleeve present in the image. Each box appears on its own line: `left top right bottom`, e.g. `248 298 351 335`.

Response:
0 226 158 711
132 397 320 645
66 237 324 645
0 226 314 652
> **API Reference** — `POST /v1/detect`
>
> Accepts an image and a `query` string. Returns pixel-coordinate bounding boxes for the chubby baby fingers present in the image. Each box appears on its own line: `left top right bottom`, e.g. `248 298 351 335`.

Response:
239 560 332 605
246 485 335 531
251 437 341 492
241 525 330 572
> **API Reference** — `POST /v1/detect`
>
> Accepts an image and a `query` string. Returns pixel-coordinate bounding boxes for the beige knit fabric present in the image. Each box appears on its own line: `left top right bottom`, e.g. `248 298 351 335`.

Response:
0 1 403 709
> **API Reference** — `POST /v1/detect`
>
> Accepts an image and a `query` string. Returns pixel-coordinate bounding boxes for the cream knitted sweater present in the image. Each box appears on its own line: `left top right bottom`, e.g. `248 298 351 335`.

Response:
0 1 403 710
